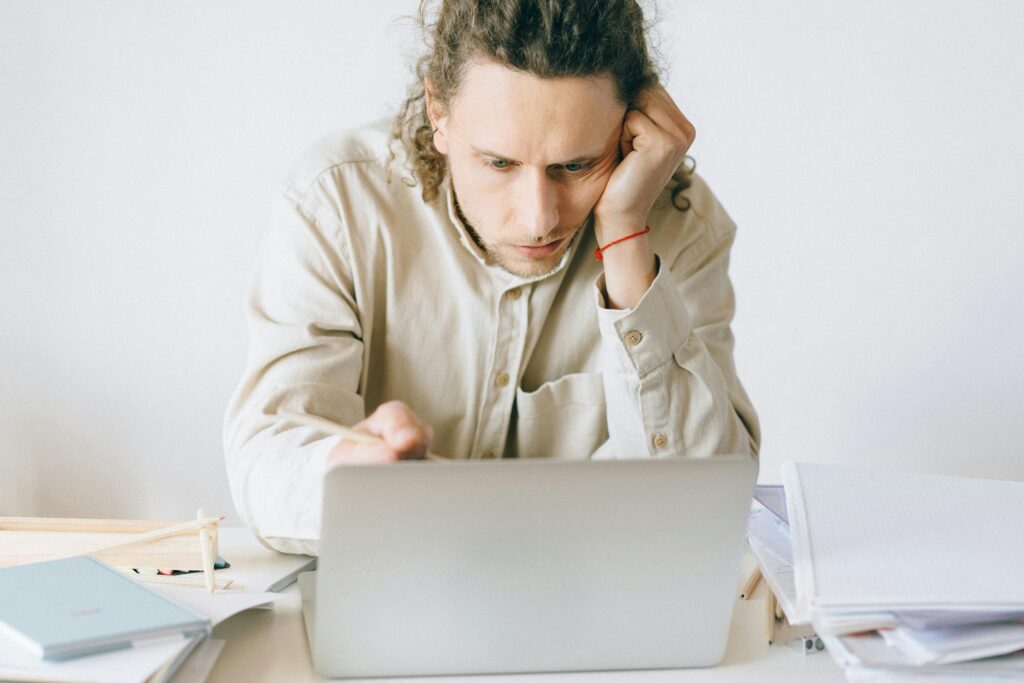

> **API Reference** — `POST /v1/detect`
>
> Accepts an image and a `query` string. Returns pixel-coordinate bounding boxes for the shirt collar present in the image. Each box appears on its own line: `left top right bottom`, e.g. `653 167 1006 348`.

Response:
443 175 586 286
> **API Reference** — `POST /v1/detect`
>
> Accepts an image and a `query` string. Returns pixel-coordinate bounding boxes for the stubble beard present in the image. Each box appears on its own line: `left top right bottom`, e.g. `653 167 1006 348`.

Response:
472 228 573 278
453 193 587 279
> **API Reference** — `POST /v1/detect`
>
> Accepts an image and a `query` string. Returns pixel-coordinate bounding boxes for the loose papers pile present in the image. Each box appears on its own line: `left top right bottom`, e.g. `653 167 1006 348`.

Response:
748 462 1024 680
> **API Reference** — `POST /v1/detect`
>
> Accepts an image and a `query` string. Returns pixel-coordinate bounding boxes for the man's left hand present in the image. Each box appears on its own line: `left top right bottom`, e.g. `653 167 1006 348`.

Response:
593 83 696 240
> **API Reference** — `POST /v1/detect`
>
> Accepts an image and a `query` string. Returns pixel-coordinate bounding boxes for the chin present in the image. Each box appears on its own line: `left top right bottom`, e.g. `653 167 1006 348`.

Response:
492 250 565 279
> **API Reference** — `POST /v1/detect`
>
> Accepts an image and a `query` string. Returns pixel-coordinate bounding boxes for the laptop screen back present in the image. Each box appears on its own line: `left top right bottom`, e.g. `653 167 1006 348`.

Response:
312 455 756 677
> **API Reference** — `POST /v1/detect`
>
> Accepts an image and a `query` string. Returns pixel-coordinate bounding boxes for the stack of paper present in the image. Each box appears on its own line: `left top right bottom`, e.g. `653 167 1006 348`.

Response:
748 462 1024 680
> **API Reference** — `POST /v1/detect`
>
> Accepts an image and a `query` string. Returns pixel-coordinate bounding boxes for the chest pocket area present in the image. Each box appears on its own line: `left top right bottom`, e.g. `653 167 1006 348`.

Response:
511 372 607 460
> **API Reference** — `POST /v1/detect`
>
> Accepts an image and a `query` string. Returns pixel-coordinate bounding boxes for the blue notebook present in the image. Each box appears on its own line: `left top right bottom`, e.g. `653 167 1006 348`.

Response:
0 556 211 661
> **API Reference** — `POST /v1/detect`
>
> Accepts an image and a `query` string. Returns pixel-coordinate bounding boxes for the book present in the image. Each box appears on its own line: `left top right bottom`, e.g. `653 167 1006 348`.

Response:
0 556 211 661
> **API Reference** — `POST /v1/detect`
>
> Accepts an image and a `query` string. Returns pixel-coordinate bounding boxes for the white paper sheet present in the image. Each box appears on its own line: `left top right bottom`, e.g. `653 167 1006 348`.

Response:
895 610 1024 630
753 484 788 522
813 610 899 637
825 632 1024 675
150 586 282 626
0 633 193 683
165 637 224 683
887 621 1024 666
215 528 316 593
748 535 807 623
747 504 793 563
782 462 1024 612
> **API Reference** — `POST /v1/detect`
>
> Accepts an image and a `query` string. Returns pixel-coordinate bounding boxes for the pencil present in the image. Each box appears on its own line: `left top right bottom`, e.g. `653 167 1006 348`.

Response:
740 566 762 599
278 409 450 461
766 588 777 646
197 508 215 594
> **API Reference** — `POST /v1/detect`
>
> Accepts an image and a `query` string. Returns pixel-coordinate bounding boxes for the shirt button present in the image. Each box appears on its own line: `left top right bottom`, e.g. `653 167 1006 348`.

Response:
625 330 643 346
495 371 510 388
481 451 496 459
652 433 668 449
505 288 521 301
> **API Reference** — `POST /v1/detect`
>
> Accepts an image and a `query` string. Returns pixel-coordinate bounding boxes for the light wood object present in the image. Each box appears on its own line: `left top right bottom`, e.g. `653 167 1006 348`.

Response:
0 516 222 577
197 507 216 593
739 565 762 599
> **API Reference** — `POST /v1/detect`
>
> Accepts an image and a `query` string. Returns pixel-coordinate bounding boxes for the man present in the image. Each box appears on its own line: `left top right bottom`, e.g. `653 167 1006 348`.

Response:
224 0 760 555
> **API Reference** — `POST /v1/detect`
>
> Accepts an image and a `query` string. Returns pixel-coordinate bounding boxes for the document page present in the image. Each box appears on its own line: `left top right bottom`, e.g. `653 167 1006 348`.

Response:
781 462 1024 610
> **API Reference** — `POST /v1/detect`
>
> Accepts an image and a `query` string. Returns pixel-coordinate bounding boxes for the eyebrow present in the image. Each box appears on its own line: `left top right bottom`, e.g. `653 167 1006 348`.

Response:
471 144 603 165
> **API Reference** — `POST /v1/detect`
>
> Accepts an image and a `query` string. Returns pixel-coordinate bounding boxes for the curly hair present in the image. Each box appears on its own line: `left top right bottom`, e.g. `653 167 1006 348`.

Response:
388 0 694 211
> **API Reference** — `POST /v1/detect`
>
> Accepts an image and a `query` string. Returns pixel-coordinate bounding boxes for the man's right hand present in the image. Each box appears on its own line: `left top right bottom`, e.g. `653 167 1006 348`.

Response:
327 400 433 465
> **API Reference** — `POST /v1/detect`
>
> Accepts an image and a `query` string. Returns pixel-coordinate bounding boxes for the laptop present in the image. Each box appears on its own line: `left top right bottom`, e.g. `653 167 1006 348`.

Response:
299 455 756 678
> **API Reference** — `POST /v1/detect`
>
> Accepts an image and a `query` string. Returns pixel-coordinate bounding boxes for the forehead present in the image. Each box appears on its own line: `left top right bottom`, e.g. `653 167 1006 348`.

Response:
448 58 626 160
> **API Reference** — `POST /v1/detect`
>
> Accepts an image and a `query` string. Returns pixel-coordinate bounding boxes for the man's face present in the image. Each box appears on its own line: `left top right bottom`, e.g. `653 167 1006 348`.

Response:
429 59 627 278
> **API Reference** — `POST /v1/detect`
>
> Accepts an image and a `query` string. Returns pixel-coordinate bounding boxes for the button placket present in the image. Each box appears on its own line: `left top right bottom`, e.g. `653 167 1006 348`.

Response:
474 283 527 459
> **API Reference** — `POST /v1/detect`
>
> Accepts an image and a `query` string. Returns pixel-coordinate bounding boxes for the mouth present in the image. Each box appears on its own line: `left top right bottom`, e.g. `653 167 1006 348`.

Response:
511 237 566 259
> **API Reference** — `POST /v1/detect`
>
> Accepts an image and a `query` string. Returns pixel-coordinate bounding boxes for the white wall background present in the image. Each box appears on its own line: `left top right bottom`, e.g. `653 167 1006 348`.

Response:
2 1 1022 522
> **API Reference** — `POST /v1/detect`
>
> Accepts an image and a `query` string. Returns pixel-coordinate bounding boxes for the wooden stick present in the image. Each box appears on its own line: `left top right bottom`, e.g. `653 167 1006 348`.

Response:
0 518 178 533
279 409 450 461
766 589 777 646
740 566 762 599
52 516 223 560
197 508 215 594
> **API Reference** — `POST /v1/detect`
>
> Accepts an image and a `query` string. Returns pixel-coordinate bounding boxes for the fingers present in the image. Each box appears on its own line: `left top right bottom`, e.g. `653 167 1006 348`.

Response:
360 400 432 459
619 114 636 158
328 439 401 465
622 108 684 165
362 401 430 453
633 83 695 151
326 401 434 467
323 403 428 466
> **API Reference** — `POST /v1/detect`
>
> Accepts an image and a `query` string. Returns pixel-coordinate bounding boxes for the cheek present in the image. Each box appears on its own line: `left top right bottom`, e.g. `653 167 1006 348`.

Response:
563 173 612 219
448 162 512 234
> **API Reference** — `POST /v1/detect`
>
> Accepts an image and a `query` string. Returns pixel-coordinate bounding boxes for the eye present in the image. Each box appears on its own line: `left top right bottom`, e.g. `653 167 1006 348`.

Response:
563 162 588 173
489 159 511 170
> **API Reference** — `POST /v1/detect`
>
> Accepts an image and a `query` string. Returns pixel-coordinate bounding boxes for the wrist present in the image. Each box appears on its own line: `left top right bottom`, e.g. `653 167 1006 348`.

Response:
594 212 646 244
596 233 656 310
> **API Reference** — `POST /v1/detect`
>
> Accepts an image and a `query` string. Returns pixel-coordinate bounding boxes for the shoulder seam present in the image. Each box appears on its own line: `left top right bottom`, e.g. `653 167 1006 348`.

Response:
285 153 387 200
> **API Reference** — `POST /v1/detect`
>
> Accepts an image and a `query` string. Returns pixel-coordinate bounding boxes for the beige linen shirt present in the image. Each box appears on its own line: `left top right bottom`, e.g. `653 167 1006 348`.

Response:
224 119 760 555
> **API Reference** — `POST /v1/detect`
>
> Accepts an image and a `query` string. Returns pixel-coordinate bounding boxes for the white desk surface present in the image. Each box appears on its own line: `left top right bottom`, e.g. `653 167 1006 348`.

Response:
208 528 845 682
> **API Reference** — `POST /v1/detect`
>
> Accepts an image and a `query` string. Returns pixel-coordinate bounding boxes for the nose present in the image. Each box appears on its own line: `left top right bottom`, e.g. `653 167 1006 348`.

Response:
516 169 559 240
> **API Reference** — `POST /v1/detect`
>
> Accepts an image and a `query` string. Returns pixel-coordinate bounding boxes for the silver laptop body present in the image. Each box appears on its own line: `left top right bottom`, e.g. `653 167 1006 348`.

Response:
300 455 756 678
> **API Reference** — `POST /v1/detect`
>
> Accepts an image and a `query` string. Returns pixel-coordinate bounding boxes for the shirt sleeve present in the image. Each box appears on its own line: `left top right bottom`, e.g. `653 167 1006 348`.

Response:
591 222 761 461
222 188 364 556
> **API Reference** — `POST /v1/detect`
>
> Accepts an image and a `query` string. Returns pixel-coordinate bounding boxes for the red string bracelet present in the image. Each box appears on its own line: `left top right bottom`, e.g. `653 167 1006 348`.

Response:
594 226 651 261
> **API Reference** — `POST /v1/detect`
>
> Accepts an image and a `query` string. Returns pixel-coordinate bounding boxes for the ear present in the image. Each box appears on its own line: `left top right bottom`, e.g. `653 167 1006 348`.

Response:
424 76 450 155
